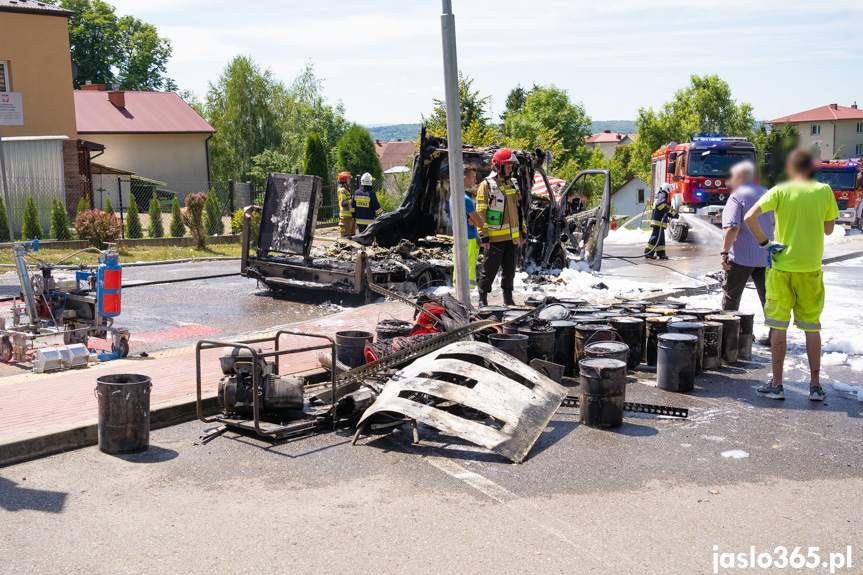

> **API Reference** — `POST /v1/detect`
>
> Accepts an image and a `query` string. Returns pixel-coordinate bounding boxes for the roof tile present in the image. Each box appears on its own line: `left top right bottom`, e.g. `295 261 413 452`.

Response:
74 90 215 134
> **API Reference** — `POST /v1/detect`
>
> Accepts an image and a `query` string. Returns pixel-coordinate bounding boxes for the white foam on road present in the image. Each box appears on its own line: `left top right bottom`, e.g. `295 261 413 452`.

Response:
721 450 750 459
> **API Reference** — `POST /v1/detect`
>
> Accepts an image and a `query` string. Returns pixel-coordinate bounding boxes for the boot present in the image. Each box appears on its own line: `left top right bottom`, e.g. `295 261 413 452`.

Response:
503 289 516 306
478 291 488 306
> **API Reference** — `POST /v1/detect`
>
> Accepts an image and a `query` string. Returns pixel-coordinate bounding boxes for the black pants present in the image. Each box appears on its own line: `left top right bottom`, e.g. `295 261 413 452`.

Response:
722 261 767 311
479 241 518 293
645 224 666 255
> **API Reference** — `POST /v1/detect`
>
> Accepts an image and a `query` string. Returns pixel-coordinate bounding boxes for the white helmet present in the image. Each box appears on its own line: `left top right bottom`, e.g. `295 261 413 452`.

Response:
360 173 373 186
659 183 674 194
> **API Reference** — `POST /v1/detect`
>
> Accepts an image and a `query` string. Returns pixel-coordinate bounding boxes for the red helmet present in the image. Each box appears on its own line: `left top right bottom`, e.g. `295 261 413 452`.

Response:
492 148 519 172
338 171 351 183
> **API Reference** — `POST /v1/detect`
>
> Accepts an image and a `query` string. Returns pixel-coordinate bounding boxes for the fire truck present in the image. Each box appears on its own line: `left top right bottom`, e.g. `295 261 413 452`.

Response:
650 137 757 242
816 159 863 230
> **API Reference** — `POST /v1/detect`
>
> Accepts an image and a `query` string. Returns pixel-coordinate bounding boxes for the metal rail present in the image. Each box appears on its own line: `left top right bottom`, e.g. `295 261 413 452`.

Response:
560 395 689 419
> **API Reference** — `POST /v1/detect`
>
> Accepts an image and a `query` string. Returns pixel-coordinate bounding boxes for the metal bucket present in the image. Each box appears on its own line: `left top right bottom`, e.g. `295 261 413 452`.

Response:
375 319 413 341
95 374 152 454
584 341 630 368
645 316 675 367
657 301 687 310
732 311 755 360
668 321 705 375
689 308 722 321
670 314 698 323
518 326 556 363
335 331 374 368
574 323 614 374
701 321 724 370
538 304 570 321
559 298 588 307
488 333 529 363
706 314 740 365
549 320 576 376
578 358 627 428
645 307 678 316
575 306 601 315
609 316 644 370
477 306 509 321
657 333 698 392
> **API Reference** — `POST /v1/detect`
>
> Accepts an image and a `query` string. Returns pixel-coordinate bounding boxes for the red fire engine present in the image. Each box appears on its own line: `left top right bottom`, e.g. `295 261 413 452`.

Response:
651 137 757 242
816 159 863 230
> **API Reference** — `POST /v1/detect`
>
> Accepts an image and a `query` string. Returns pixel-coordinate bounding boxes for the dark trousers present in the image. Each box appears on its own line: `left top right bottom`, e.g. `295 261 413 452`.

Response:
722 261 767 311
479 241 518 293
645 224 666 254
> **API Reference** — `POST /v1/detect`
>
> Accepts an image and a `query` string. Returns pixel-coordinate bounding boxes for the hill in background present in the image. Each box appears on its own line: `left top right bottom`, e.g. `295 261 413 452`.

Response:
366 120 637 142
589 120 636 135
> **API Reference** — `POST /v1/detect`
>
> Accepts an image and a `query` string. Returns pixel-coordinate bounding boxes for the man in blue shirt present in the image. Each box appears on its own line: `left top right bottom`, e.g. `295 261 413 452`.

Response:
463 167 483 290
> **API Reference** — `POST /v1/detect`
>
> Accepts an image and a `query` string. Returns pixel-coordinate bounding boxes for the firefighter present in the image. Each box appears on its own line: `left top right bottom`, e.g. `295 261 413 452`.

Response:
337 171 355 237
476 148 525 307
644 182 678 260
351 172 382 233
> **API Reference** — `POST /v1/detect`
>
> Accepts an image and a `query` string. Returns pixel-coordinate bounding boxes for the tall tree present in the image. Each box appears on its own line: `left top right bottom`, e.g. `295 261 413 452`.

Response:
303 133 329 187
423 72 495 146
750 121 800 188
114 16 173 90
337 125 383 183
500 84 527 122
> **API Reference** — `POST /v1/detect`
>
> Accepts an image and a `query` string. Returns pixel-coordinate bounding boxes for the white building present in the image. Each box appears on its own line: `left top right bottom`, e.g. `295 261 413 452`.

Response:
610 177 650 224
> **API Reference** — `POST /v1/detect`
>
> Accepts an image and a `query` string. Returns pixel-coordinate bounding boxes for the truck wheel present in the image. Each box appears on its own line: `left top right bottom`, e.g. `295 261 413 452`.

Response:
857 217 863 232
414 269 435 290
550 249 567 271
668 221 689 243
0 337 12 363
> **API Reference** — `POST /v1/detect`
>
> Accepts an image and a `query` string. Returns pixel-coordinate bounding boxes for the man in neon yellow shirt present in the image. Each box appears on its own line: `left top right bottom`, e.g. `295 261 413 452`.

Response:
744 149 839 401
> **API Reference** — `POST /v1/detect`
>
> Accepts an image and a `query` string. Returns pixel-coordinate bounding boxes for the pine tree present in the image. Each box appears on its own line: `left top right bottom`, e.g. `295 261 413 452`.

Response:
22 196 43 240
104 197 115 215
147 193 164 238
169 197 185 238
0 198 10 242
303 133 329 187
204 191 224 235
49 198 72 241
76 194 90 217
126 198 143 239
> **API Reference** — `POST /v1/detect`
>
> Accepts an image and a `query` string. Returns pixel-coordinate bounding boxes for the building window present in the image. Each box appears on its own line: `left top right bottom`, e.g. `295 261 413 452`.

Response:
0 61 8 92
637 188 645 204
810 124 820 136
857 122 863 134
857 144 863 157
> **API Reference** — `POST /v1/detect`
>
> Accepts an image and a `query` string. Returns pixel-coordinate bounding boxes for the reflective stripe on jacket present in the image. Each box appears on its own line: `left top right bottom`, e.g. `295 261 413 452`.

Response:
351 186 382 226
476 175 523 243
649 190 670 228
338 186 354 218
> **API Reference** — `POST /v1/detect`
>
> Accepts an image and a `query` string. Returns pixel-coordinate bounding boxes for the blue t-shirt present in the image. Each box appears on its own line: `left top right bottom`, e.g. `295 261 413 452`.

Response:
465 194 478 240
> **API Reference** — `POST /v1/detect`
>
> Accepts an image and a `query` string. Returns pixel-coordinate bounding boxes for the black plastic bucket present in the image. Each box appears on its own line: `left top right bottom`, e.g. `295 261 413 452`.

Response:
645 316 675 367
488 333 529 363
609 316 644 370
578 358 627 428
585 341 630 368
701 321 724 370
95 374 152 454
689 308 722 321
518 326 556 363
477 305 509 321
550 320 577 376
668 321 705 375
706 314 740 365
732 311 755 360
336 331 374 368
657 333 698 392
574 323 614 374
375 319 413 341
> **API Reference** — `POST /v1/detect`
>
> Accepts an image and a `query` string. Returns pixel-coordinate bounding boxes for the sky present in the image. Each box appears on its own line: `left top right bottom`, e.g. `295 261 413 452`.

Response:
110 0 863 127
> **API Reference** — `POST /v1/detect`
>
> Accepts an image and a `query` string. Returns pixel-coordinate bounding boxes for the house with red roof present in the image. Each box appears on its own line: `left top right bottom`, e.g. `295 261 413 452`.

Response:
74 84 216 202
765 103 863 160
585 130 636 158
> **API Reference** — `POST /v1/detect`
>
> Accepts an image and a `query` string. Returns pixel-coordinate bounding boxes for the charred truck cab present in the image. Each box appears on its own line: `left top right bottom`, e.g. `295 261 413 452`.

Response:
651 137 757 242
241 129 611 299
816 159 863 230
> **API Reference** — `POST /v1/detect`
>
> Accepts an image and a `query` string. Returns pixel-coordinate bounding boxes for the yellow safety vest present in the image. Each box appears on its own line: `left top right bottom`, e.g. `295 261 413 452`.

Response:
477 176 522 243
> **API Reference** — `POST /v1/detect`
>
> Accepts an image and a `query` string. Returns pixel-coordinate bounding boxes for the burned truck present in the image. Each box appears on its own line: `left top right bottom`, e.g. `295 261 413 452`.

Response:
240 129 611 298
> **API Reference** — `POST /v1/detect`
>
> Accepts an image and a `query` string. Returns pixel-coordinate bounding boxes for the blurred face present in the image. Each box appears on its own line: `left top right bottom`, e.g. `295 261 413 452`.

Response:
501 164 514 177
463 169 476 191
730 172 743 189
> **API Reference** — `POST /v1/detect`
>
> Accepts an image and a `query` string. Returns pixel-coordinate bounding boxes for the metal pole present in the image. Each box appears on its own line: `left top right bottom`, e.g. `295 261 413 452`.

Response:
0 126 16 243
441 0 471 307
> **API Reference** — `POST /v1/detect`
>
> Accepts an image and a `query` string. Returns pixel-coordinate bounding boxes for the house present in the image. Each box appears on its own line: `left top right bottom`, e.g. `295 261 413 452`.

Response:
585 130 636 158
374 139 417 172
765 103 863 160
74 86 216 202
610 177 650 224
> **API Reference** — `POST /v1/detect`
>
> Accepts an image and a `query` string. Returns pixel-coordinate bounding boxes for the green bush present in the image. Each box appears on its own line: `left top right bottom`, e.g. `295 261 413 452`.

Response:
75 210 122 249
22 196 43 240
183 192 208 249
0 199 9 242
49 198 72 241
104 197 115 215
126 197 142 238
147 193 164 238
76 195 90 217
231 209 260 246
204 191 224 235
169 197 185 238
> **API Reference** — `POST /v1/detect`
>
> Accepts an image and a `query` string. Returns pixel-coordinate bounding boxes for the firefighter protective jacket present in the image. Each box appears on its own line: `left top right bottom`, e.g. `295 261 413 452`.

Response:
649 190 670 228
338 185 356 236
475 174 524 243
350 186 382 227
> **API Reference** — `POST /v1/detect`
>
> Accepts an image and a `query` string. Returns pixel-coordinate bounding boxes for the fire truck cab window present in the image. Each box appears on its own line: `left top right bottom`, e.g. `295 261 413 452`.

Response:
816 170 856 190
686 150 754 178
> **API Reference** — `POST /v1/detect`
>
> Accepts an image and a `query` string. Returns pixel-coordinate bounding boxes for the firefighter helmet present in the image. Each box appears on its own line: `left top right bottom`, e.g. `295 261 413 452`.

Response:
338 171 351 183
492 148 519 172
659 183 674 195
360 173 374 186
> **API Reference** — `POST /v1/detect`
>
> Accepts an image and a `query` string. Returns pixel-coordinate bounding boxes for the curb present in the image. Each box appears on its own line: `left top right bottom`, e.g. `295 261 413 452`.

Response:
822 251 863 265
0 394 220 468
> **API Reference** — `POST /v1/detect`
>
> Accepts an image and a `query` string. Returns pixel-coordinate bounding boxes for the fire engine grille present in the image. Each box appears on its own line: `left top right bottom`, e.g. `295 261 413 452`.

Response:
257 173 321 257
836 198 849 210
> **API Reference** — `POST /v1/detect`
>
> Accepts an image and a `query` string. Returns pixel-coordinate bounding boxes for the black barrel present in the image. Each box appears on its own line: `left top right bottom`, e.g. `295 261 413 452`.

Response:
594 311 622 320
95 374 152 454
574 323 614 374
576 306 601 315
624 300 651 312
559 298 588 306
488 333 529 363
690 308 722 321
668 321 705 375
585 341 630 368
538 304 571 321
336 331 374 368
645 316 675 366
477 305 509 321
732 311 755 360
657 301 687 310
670 314 698 323
518 326 556 363
550 320 577 376
701 321 724 370
609 316 644 370
502 310 531 335
657 333 698 392
645 307 678 316
706 314 740 365
376 319 413 341
570 315 605 324
578 358 627 428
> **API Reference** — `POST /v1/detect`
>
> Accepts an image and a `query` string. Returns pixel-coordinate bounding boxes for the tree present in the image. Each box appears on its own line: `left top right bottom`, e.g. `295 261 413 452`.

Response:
423 72 495 146
750 121 800 188
22 197 43 240
0 199 9 242
76 194 90 217
183 192 208 249
103 197 115 215
630 74 756 181
49 198 72 240
125 198 142 238
205 192 224 235
147 193 164 238
249 149 292 189
75 210 122 248
169 197 185 238
337 125 383 182
501 84 527 122
303 133 329 188
114 15 173 90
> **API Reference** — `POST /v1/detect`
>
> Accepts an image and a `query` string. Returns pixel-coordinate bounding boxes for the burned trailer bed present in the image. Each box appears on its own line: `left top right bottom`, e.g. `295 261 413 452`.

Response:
241 129 611 297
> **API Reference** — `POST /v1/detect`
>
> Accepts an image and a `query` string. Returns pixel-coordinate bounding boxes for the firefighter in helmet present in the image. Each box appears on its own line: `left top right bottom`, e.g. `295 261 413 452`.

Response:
351 172 382 233
337 171 355 237
476 148 525 306
644 182 678 260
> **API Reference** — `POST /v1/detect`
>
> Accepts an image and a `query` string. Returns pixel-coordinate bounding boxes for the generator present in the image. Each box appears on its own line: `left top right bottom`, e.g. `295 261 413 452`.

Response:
217 347 305 415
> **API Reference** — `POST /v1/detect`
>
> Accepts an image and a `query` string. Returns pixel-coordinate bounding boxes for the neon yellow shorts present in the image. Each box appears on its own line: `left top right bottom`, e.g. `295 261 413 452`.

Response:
764 269 824 332
454 238 479 289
